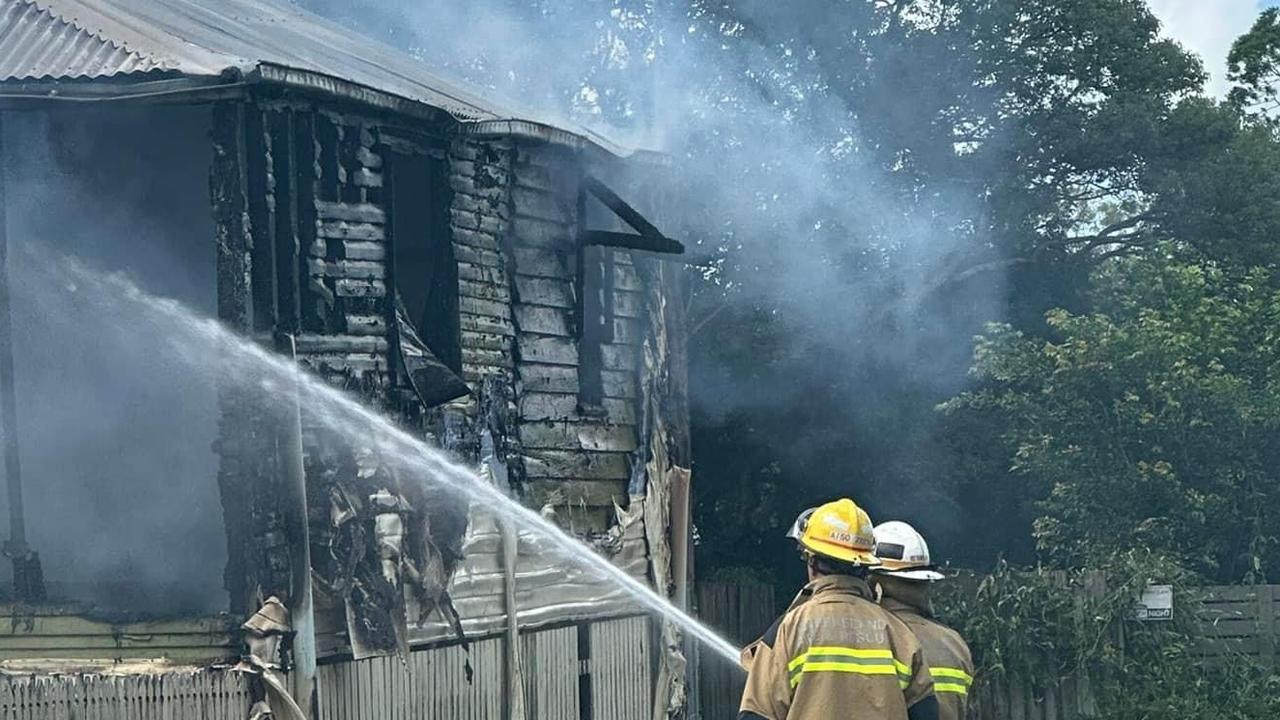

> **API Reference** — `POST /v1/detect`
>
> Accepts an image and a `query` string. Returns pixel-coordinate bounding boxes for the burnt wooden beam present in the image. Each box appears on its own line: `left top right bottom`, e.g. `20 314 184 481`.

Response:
582 176 684 254
213 102 253 329
246 106 276 332
583 176 661 237
270 110 301 335
295 112 324 334
211 101 255 615
582 230 684 255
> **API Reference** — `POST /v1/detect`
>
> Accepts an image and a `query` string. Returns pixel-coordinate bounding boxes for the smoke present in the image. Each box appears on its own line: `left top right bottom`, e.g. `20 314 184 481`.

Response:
0 0 1007 612
2 106 226 615
290 1 1001 557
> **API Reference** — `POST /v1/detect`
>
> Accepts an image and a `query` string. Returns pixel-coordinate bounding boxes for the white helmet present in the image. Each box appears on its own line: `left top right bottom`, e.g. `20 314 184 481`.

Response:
872 521 945 581
785 507 817 541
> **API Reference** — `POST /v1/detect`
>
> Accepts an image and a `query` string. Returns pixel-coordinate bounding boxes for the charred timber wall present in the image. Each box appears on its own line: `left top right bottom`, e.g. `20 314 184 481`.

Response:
499 142 641 529
433 134 646 527
212 95 662 657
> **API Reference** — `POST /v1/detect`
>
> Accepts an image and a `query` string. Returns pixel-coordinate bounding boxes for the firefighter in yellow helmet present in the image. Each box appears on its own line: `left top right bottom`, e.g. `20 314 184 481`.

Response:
871 521 975 720
739 499 939 720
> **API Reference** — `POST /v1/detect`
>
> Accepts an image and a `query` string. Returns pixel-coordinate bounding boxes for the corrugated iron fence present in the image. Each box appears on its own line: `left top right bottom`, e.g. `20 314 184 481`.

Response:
316 615 653 720
695 581 774 720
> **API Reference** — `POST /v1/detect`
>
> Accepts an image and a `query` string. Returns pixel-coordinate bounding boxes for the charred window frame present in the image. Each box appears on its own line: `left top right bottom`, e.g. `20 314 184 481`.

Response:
575 175 684 410
383 137 464 403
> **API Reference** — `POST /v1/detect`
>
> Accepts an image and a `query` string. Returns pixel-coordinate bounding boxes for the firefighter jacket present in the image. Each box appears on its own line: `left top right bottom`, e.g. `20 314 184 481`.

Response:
739 574 937 720
741 586 814 671
880 585 975 720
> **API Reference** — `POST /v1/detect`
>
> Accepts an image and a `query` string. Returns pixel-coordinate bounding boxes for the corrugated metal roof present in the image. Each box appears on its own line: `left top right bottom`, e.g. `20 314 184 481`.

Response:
0 0 552 125
0 0 167 80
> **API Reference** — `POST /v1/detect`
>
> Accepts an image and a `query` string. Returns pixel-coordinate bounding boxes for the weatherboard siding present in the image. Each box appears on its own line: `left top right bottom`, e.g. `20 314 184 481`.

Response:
448 136 517 401
506 143 641 528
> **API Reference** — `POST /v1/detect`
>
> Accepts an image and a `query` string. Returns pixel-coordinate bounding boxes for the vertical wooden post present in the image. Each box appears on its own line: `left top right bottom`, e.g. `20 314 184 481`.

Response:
211 100 254 615
1258 586 1276 670
278 334 317 719
501 515 527 720
0 112 23 556
0 112 43 602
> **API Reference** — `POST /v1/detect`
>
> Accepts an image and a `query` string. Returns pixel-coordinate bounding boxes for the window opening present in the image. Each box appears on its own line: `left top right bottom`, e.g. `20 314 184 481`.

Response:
386 148 467 407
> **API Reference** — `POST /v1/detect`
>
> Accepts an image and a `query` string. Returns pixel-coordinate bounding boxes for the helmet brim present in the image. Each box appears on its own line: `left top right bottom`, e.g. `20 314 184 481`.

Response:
801 537 881 566
875 567 945 582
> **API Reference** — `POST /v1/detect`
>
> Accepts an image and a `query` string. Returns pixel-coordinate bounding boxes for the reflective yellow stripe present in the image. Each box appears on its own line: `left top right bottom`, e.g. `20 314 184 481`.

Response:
788 647 914 690
930 667 973 683
930 666 973 695
791 647 894 664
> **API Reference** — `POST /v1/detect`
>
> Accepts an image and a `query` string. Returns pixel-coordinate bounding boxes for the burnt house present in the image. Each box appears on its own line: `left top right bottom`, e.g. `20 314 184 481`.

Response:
0 0 692 717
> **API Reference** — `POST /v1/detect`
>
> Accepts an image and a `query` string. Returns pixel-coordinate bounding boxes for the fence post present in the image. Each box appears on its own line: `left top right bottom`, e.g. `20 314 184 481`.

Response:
1258 586 1276 670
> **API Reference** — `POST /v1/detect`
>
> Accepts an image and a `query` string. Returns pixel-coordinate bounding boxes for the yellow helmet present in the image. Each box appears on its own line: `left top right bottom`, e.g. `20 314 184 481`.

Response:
798 498 881 566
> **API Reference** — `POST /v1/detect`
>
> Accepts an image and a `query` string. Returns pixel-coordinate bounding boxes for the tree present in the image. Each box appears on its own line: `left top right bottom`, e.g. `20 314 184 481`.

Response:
1229 8 1280 123
684 0 1233 582
941 249 1280 582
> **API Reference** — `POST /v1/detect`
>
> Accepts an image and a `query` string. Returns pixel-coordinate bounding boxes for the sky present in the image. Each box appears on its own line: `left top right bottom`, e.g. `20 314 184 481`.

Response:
1147 0 1273 96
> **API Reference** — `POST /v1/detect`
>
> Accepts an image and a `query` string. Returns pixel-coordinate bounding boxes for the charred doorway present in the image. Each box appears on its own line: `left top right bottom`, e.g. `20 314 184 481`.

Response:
1 105 224 615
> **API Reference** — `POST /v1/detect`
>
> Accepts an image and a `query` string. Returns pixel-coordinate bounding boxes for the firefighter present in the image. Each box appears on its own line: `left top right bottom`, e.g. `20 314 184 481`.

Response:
739 499 940 720
871 521 975 720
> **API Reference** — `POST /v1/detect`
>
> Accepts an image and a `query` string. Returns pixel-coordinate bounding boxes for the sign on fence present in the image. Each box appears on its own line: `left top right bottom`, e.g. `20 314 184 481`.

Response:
1134 584 1173 621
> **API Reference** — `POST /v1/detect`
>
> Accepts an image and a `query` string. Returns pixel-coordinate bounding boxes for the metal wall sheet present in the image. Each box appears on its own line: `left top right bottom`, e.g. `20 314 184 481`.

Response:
589 616 653 720
521 625 579 719
406 504 650 646
319 635 505 720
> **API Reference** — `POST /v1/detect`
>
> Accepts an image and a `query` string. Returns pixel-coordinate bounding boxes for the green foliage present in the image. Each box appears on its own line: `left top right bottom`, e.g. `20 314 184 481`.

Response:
942 249 1280 582
935 552 1280 719
1145 100 1280 268
1229 9 1280 123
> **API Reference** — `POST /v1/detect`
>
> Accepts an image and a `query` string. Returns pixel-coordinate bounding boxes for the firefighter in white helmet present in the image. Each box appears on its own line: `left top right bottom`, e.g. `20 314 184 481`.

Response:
739 499 939 720
871 521 975 720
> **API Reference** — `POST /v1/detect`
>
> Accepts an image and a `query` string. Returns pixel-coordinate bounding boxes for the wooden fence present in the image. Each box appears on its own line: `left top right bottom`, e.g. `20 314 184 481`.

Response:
1193 584 1280 668
697 579 1280 720
0 669 250 720
695 581 775 720
970 583 1280 719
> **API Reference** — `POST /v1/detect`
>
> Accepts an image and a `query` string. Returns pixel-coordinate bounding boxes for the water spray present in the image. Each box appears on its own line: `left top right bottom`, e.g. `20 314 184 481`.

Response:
38 254 742 667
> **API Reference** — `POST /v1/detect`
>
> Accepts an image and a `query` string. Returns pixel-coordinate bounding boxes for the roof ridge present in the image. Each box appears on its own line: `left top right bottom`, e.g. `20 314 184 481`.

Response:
23 0 161 68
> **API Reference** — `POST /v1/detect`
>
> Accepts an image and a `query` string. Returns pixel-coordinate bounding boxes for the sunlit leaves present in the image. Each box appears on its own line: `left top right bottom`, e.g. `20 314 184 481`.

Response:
943 249 1280 582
